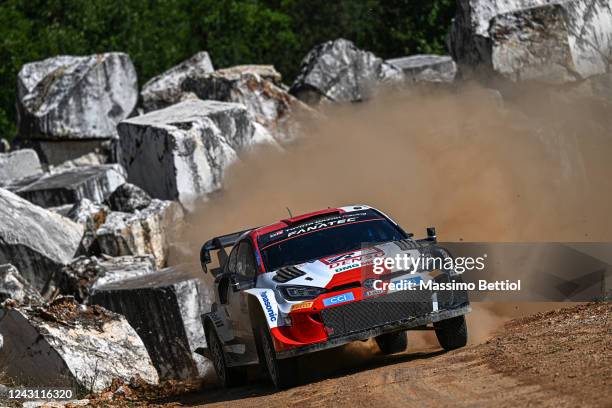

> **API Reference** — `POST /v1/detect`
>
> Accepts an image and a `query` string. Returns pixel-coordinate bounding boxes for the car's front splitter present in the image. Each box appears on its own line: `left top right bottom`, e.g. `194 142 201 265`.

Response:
276 304 471 359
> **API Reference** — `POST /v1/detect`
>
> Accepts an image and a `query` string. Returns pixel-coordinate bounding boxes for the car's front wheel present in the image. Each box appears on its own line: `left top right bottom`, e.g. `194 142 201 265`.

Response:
434 315 468 351
258 325 298 389
207 327 247 387
375 330 408 354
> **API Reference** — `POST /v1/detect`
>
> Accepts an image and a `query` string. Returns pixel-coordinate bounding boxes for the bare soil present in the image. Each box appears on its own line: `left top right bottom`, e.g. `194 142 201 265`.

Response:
165 302 611 408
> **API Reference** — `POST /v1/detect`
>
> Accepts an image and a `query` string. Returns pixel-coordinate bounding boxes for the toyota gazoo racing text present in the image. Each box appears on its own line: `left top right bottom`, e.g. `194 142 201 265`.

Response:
197 205 470 388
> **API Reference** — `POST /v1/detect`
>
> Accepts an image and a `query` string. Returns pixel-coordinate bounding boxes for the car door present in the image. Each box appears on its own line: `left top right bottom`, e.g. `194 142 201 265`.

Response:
223 240 259 365
212 244 238 349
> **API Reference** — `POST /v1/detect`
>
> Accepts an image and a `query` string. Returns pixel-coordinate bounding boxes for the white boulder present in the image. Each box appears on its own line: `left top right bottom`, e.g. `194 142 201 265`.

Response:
17 53 138 141
0 149 42 186
0 297 158 392
118 99 275 206
290 38 404 104
0 188 83 293
95 199 184 268
141 51 214 112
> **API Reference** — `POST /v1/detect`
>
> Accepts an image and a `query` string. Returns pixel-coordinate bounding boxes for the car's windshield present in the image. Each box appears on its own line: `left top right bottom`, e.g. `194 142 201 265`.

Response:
258 210 406 271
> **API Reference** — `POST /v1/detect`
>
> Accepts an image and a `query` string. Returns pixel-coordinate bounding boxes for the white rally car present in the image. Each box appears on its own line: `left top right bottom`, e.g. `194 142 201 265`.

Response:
198 205 470 388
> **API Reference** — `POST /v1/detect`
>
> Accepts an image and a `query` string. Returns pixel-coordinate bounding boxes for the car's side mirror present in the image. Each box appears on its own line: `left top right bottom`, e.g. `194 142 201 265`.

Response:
426 227 437 243
230 273 256 292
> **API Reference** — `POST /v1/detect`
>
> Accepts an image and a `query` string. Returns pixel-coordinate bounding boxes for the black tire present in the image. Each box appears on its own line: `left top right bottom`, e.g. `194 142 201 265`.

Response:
375 330 408 355
258 325 298 389
207 327 247 387
434 315 468 351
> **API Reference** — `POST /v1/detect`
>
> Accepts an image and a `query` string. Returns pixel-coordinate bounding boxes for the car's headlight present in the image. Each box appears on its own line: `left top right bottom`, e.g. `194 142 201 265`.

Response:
279 285 326 301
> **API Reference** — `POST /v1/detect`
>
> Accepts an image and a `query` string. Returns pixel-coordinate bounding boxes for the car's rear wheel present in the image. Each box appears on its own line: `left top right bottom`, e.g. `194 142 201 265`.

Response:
258 325 298 389
434 315 468 351
207 327 247 387
375 330 408 354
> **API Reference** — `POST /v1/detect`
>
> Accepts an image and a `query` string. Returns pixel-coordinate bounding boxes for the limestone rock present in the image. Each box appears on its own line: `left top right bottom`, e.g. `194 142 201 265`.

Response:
141 51 214 112
182 65 318 144
0 149 42 186
90 265 212 380
118 99 275 206
8 164 126 208
106 183 152 213
65 198 109 254
0 188 83 293
290 38 404 104
48 204 74 218
95 199 184 268
14 139 111 166
0 297 158 392
0 264 43 305
17 53 138 140
387 55 457 83
51 151 108 172
449 0 612 83
59 255 156 302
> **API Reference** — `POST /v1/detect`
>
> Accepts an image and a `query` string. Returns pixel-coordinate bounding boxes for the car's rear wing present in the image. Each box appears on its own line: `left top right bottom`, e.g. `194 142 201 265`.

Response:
200 228 255 275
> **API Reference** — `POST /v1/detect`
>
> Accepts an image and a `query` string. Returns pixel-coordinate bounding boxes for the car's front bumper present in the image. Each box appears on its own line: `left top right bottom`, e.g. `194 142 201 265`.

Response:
276 303 471 359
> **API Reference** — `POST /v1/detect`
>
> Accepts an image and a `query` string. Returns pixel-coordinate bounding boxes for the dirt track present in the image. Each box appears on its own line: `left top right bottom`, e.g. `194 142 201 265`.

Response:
169 302 610 408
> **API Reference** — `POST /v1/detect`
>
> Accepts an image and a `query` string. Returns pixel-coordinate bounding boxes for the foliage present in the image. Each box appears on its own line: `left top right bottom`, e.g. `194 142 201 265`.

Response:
0 0 454 140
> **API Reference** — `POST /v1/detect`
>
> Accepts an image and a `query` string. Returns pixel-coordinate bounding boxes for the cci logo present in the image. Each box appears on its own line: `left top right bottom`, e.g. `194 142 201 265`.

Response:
323 292 355 307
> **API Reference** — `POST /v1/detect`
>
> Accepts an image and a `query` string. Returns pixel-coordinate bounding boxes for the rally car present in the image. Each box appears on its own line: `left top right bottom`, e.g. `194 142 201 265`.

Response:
198 205 470 388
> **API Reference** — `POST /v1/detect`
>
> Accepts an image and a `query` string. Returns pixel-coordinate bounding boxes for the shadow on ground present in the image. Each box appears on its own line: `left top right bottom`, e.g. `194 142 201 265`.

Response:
163 343 444 406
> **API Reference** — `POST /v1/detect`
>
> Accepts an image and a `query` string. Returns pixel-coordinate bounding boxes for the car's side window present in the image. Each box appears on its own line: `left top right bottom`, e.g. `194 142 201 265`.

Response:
237 241 257 278
219 246 239 304
226 245 239 274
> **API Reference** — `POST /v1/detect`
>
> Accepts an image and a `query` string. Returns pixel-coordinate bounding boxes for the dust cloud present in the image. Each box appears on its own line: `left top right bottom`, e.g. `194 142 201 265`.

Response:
177 83 611 250
172 81 611 352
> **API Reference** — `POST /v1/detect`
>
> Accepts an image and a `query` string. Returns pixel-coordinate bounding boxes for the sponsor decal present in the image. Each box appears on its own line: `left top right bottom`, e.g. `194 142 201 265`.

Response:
322 246 384 269
322 292 355 307
364 289 385 297
260 292 277 322
258 210 384 247
269 230 283 238
287 216 358 238
290 301 314 312
334 263 360 273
